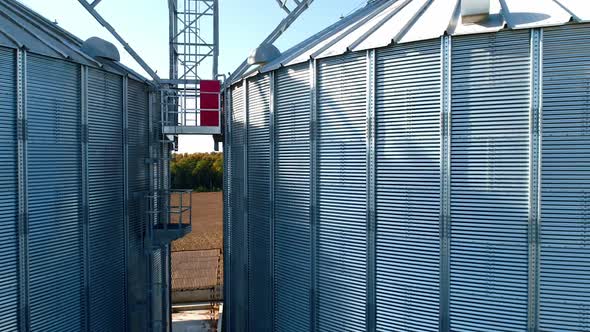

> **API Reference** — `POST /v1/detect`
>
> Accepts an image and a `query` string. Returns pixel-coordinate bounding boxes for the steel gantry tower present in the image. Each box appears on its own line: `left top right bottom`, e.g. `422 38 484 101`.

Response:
169 0 219 81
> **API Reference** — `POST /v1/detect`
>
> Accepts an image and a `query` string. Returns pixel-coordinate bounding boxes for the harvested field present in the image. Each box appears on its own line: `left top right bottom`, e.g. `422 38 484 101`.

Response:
171 192 223 303
172 192 223 252
172 249 221 291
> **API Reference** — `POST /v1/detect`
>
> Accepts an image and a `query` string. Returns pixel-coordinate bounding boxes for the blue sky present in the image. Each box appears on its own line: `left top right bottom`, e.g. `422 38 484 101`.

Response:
19 0 366 151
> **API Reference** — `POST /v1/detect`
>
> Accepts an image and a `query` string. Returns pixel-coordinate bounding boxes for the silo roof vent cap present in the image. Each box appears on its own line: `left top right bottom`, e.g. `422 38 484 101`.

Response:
82 37 120 61
461 0 490 24
248 44 281 66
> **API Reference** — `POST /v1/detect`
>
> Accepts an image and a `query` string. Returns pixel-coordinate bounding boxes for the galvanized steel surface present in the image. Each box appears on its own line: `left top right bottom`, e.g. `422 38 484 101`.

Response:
375 39 441 332
242 0 590 79
229 81 247 330
247 74 273 332
316 52 368 331
0 47 18 332
274 63 311 331
0 43 160 331
541 24 590 332
223 83 232 332
449 30 531 332
87 67 126 331
226 23 590 332
27 54 83 331
127 79 151 331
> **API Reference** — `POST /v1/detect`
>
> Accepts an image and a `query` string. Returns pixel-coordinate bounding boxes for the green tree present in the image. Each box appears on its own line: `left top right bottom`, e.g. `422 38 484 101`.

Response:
171 152 223 191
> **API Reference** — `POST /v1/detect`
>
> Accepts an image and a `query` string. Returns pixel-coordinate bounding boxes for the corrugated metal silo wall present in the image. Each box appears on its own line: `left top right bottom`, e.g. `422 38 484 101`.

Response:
450 30 531 331
316 52 368 331
247 74 273 331
88 68 127 330
226 24 590 332
27 54 83 331
541 24 590 331
229 81 247 330
0 46 157 331
375 39 441 331
0 46 18 332
127 79 151 331
274 63 311 331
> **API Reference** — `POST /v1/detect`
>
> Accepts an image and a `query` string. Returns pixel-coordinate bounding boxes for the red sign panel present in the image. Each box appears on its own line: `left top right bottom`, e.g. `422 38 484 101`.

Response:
200 80 221 127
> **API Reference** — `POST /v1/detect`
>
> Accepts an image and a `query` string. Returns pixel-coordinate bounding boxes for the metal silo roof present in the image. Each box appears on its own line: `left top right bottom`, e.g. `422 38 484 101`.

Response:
0 0 148 81
251 0 590 75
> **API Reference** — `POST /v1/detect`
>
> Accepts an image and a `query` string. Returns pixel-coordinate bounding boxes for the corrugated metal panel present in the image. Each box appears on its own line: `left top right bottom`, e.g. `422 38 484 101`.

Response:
348 0 428 53
127 78 149 331
87 68 126 330
230 82 247 331
540 24 590 332
316 52 367 331
269 2 384 71
26 54 83 331
315 0 412 59
274 63 311 331
257 0 590 74
397 0 457 44
0 46 18 332
246 74 272 331
375 40 441 331
450 31 530 331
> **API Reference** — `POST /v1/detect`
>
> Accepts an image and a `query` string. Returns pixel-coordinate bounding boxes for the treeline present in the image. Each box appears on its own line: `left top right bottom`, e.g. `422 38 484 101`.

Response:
171 152 223 192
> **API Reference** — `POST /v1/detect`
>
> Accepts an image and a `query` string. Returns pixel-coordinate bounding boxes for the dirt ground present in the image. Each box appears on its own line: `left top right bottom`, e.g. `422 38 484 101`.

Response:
172 192 223 252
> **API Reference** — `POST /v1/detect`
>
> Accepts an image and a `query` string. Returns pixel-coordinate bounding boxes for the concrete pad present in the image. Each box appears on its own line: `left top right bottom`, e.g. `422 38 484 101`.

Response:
172 309 215 332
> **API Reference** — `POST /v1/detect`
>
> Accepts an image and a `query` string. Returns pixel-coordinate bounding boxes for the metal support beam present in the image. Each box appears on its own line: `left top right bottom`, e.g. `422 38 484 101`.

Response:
167 0 221 137
169 0 219 80
159 87 173 332
243 79 250 332
77 0 161 83
80 65 90 331
16 47 30 332
213 0 219 78
528 28 543 332
165 245 172 332
439 34 452 332
122 75 130 332
169 0 178 82
224 86 232 332
269 71 277 331
90 0 102 8
309 58 318 332
366 49 376 332
146 90 156 330
275 0 291 14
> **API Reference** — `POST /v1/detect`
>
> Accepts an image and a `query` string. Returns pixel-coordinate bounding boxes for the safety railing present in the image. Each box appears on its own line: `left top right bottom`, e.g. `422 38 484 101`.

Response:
160 80 222 135
168 189 193 229
146 189 193 246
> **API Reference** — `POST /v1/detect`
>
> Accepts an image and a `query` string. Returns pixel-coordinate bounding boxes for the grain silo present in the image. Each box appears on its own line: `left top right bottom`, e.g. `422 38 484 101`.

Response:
0 1 185 331
223 0 590 331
